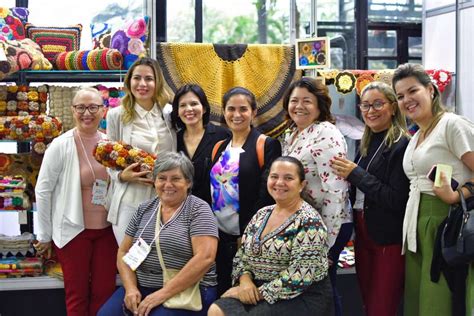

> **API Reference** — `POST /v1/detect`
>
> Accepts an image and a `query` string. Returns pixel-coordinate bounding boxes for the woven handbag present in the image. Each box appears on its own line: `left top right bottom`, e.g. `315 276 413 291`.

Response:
441 184 474 266
155 204 202 311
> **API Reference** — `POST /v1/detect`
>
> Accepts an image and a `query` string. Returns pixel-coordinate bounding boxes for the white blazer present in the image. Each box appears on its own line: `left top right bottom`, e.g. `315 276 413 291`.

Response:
35 129 108 248
105 104 177 225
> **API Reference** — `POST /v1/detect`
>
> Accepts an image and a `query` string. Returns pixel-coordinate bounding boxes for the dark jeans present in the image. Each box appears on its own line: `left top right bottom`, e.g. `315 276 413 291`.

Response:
328 222 354 316
97 285 217 316
216 230 240 296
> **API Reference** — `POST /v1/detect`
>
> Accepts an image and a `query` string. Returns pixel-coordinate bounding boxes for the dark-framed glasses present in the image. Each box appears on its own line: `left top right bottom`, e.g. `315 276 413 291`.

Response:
358 100 386 112
72 104 102 114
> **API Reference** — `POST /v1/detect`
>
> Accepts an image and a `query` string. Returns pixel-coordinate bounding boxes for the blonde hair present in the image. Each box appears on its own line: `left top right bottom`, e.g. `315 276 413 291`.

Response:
72 87 102 105
359 82 410 157
121 57 170 124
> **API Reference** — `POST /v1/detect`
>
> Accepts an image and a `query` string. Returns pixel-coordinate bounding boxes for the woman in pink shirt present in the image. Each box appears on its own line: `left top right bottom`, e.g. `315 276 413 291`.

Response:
35 88 118 316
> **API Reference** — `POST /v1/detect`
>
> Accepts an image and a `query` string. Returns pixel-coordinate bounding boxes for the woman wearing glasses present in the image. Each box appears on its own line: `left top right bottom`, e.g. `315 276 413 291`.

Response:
106 57 177 245
35 88 118 316
331 82 410 316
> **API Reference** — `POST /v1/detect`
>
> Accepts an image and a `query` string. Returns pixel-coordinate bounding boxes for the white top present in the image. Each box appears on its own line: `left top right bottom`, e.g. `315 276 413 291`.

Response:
402 112 474 253
35 129 108 248
105 104 177 225
282 121 351 247
121 104 174 206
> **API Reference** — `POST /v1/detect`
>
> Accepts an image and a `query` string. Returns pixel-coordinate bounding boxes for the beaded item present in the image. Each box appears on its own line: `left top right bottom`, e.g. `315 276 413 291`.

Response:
93 140 156 174
54 48 123 70
24 24 82 64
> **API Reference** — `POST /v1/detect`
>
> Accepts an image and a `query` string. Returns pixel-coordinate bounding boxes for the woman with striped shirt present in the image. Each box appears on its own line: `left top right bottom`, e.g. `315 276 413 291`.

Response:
98 152 219 316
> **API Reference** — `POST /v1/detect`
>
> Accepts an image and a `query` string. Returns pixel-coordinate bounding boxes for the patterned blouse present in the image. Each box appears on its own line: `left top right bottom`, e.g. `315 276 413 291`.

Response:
282 121 349 247
231 201 328 304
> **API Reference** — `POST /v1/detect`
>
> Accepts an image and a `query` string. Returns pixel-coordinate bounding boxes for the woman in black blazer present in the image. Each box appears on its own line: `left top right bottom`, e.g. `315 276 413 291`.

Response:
210 86 281 295
331 82 410 316
171 84 230 206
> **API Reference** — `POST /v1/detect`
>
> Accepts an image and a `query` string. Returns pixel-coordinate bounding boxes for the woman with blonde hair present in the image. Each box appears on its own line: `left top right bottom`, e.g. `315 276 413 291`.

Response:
106 57 177 244
331 81 410 315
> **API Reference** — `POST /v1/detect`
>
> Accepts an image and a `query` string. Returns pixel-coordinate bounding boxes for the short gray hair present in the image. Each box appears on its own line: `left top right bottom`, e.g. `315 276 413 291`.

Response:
153 152 194 187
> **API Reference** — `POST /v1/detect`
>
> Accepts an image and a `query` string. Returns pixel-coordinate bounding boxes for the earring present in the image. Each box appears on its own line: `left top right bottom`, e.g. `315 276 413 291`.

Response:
431 94 434 99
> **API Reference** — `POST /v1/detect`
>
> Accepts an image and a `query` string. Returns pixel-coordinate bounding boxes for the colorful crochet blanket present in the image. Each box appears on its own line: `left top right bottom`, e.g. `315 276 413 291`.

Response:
157 43 301 136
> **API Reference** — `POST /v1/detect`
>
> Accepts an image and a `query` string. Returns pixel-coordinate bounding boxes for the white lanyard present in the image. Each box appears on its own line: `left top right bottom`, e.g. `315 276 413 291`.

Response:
356 140 385 171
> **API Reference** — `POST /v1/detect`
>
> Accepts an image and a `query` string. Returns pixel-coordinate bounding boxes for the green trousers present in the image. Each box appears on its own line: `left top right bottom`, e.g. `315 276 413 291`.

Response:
404 194 474 316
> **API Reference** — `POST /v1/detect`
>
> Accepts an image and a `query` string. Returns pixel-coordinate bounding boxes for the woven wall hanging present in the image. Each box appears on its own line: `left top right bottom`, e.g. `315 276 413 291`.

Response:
157 43 301 137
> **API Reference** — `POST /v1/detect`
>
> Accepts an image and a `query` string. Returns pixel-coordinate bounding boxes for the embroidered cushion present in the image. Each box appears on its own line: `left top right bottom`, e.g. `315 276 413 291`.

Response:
24 24 82 64
9 7 29 24
0 7 26 41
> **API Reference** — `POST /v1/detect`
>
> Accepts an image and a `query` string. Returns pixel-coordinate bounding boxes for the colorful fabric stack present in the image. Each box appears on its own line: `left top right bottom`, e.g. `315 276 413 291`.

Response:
0 85 48 116
93 140 156 173
0 256 43 278
0 175 30 211
54 48 123 70
0 232 34 256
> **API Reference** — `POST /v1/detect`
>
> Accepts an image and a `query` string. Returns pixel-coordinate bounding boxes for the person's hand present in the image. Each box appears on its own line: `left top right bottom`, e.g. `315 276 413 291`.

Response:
238 278 260 305
432 172 458 204
33 241 52 259
120 163 153 186
124 287 142 315
137 290 167 316
330 156 357 179
221 286 240 299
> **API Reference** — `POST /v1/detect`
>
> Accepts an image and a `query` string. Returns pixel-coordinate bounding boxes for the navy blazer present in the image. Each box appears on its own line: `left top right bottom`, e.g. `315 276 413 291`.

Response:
211 128 282 234
177 123 231 206
348 136 410 245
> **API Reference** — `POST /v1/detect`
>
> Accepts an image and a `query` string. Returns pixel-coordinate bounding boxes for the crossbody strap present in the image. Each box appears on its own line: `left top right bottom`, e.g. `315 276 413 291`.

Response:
155 203 170 278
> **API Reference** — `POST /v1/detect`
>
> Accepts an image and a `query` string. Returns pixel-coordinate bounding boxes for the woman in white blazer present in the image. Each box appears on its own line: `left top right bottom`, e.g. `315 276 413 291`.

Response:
106 57 177 244
35 88 118 316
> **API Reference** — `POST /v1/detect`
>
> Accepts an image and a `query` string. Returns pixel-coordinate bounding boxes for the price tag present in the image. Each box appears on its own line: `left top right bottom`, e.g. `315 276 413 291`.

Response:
92 179 108 206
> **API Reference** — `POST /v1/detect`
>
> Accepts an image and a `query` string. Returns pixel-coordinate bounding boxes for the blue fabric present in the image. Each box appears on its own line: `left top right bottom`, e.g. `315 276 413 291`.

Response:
98 285 217 316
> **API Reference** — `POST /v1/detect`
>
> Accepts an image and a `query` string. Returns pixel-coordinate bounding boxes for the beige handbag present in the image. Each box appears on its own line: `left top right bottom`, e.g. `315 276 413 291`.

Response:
155 205 202 311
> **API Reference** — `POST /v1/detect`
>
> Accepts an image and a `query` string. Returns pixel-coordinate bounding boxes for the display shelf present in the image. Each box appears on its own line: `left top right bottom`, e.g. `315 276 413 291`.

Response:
3 70 127 84
0 274 122 291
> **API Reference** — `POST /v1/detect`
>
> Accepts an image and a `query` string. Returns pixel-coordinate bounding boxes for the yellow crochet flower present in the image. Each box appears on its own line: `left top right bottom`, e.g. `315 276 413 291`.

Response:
143 156 154 166
7 86 18 93
95 146 104 154
113 143 123 151
27 91 39 101
0 8 10 19
41 122 51 130
116 157 126 167
128 148 139 157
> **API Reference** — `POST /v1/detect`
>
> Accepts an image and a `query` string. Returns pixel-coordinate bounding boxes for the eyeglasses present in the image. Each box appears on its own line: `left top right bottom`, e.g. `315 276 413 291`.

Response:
358 101 386 112
72 104 102 114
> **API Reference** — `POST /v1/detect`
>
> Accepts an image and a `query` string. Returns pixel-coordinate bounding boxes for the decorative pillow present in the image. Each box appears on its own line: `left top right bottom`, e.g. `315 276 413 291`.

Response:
24 24 82 63
54 48 123 70
0 39 52 80
90 17 149 69
9 7 29 24
0 7 26 41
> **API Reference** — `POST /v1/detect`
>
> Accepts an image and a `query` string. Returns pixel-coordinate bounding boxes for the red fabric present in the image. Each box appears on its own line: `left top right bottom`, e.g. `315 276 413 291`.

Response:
354 211 405 316
54 226 118 316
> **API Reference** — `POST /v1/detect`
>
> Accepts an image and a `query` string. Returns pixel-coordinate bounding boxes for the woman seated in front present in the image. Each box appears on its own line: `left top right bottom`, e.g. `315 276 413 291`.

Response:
208 156 333 316
98 152 218 316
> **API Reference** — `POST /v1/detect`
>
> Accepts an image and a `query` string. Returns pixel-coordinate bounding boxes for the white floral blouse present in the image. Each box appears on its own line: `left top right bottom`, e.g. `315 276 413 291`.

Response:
282 121 350 247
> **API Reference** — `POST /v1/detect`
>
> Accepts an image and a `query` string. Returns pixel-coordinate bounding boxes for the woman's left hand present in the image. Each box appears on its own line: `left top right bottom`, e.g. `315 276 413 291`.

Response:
331 156 357 179
238 280 260 305
432 172 459 204
136 290 167 316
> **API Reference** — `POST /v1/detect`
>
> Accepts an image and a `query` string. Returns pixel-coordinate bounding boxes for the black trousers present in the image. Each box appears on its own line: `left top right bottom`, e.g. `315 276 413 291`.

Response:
216 230 240 296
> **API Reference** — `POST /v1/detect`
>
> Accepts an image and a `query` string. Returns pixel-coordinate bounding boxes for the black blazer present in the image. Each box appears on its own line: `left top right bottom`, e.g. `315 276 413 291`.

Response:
347 136 410 245
177 123 231 206
211 128 282 234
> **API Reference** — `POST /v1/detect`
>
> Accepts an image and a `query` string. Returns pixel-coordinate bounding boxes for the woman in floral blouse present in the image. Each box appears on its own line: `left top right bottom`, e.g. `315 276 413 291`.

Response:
281 77 352 315
208 156 332 315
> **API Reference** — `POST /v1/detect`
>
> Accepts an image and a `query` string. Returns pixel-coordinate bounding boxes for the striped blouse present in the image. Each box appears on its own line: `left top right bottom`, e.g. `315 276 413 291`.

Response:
125 195 219 288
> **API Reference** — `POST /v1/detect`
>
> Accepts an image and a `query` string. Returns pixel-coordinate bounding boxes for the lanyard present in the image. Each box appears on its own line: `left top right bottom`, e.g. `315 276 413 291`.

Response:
356 140 385 171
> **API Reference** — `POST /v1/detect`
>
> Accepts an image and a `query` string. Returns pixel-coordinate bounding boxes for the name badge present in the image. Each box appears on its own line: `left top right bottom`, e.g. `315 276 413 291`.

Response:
122 238 151 271
92 179 108 206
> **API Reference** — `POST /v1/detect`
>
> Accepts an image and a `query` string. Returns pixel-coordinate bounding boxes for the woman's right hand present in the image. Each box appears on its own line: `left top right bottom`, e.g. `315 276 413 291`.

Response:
124 287 142 314
120 163 153 186
238 277 260 305
33 241 52 259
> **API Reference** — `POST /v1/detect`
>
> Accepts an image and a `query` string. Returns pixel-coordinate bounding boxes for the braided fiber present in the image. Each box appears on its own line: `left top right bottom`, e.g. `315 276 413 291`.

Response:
156 43 301 137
